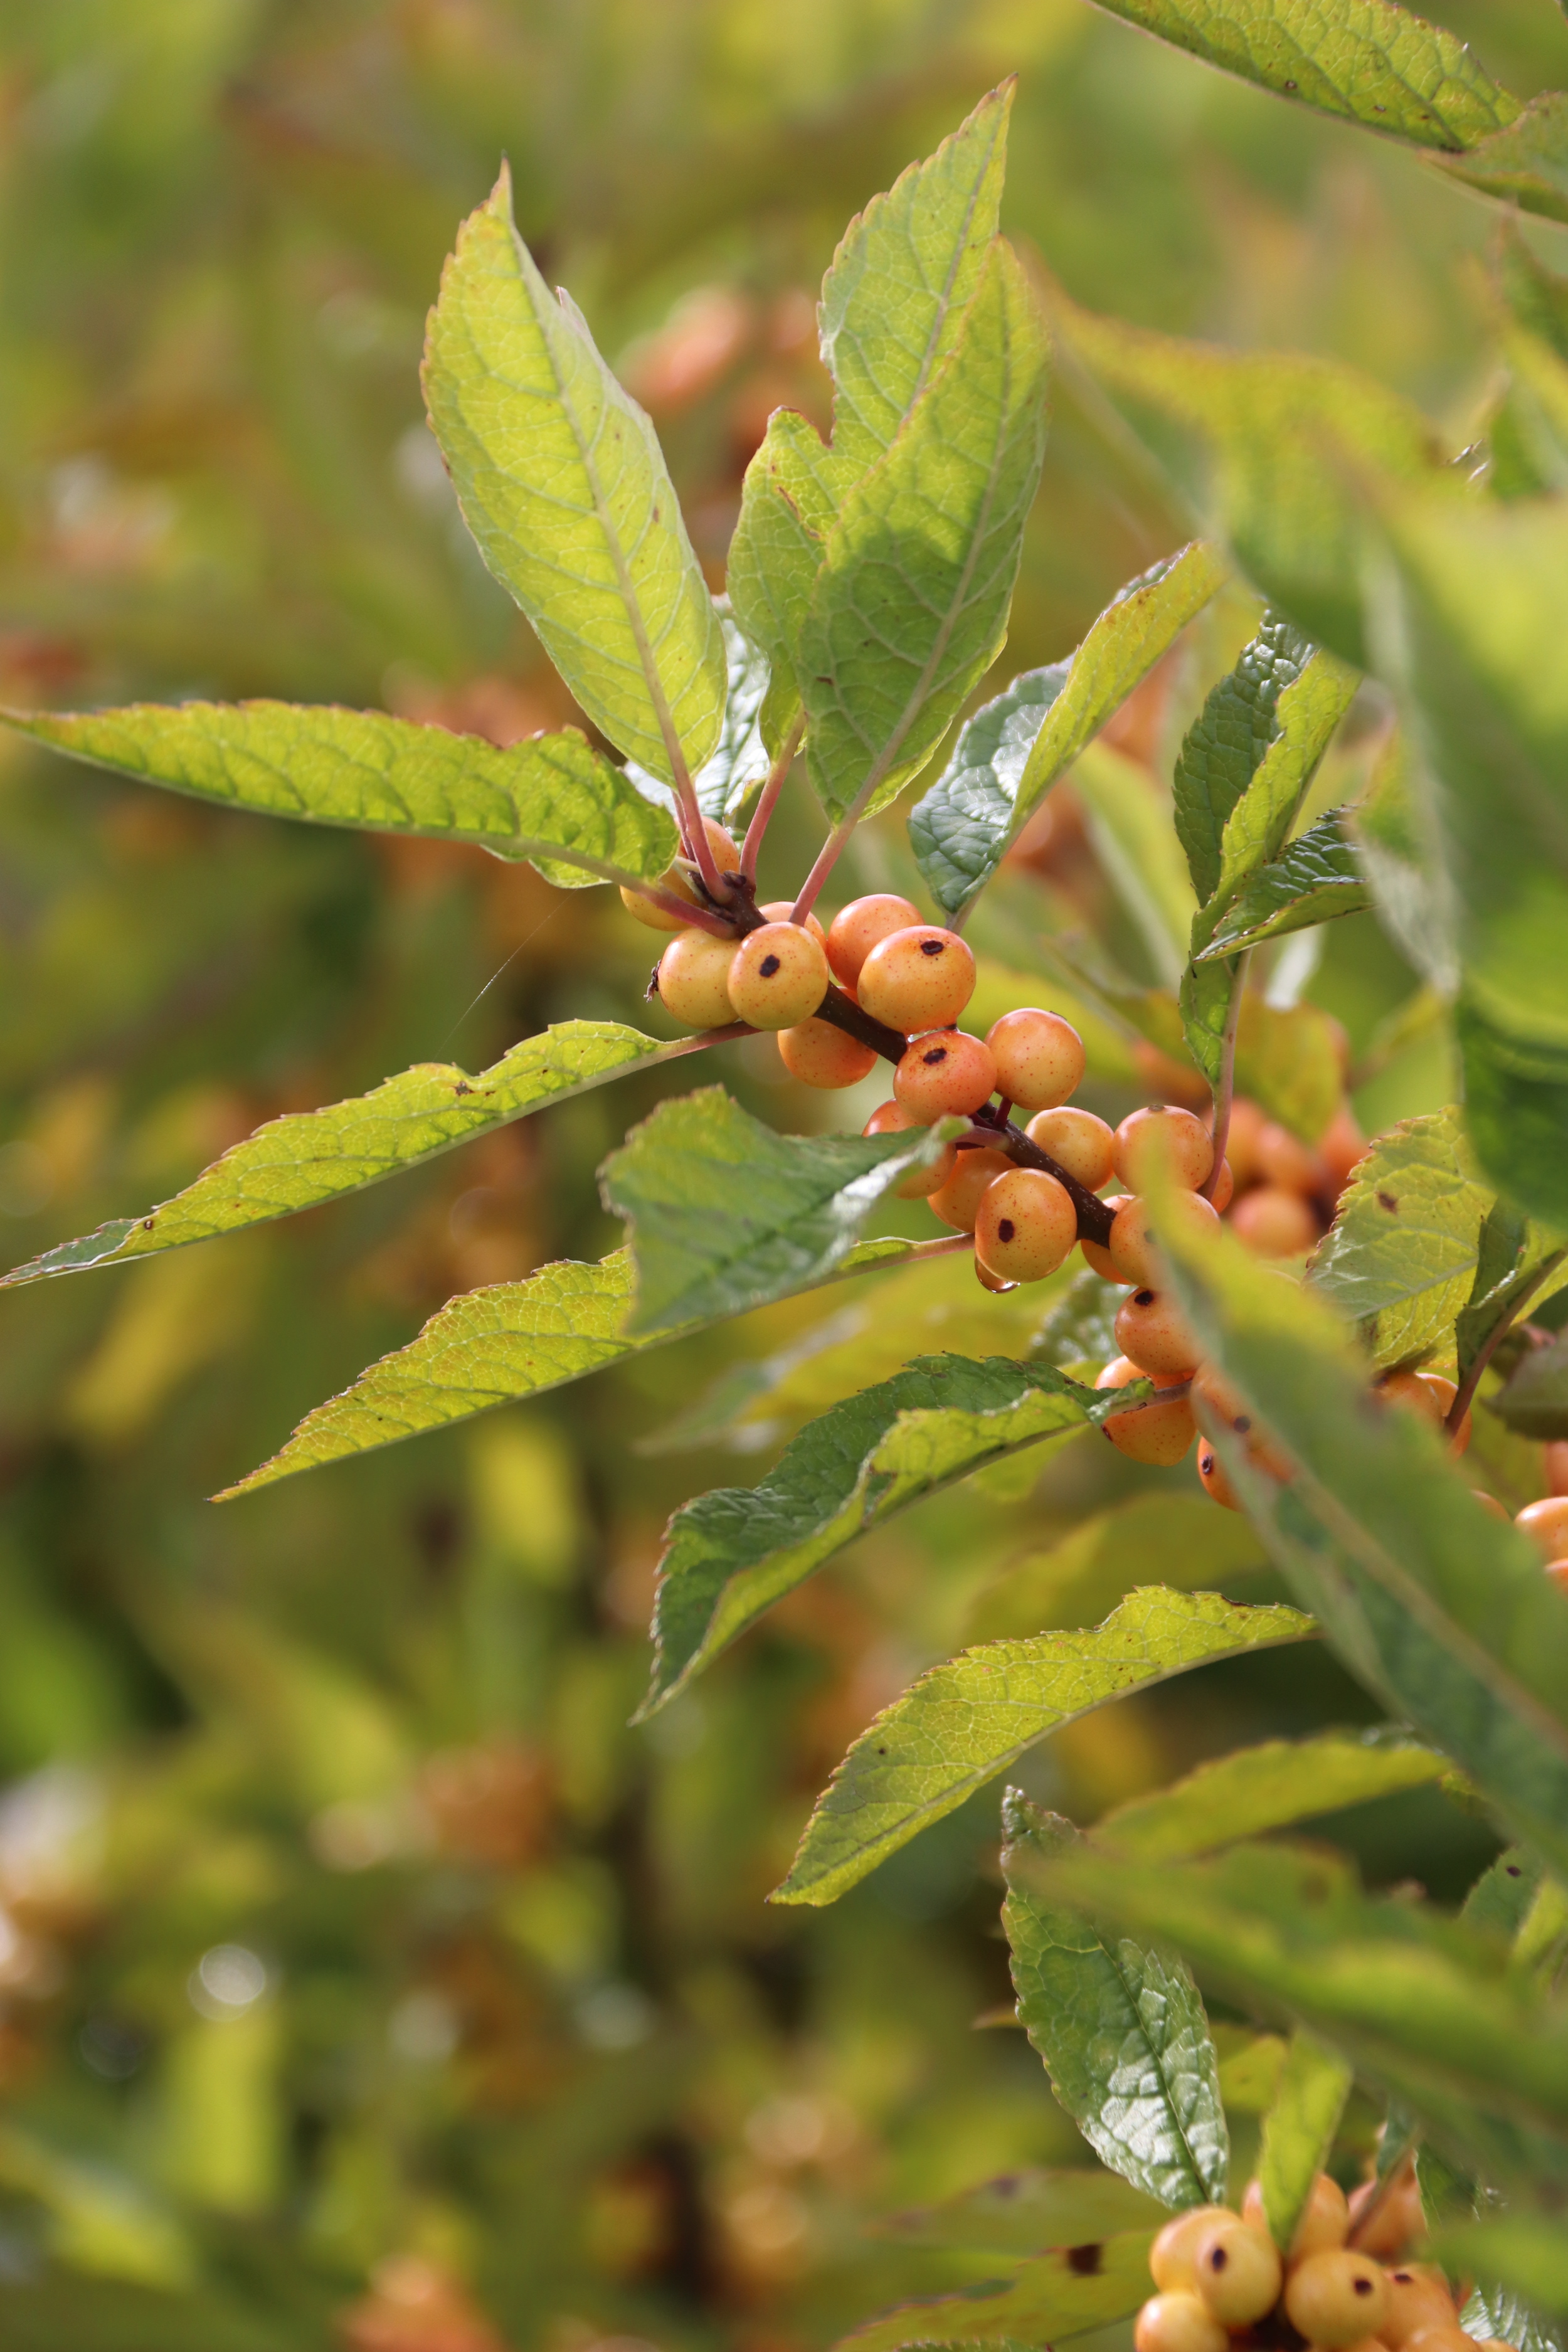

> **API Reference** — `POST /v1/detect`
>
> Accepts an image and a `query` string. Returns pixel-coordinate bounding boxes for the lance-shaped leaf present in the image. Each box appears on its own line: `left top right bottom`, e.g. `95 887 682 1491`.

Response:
835 2230 1155 2352
627 601 774 824
641 1354 1103 1716
1455 1202 1566 1401
799 237 1048 825
1148 1175 1568 1881
908 543 1226 918
1436 93 1568 230
1 704 677 882
1491 1329 1568 1444
1081 0 1518 151
1195 814 1371 959
1093 1729 1448 1862
1174 612 1317 908
771 1589 1312 1907
1042 275 1443 665
1256 2032 1355 2251
869 2168 1165 2254
600 1088 957 1338
1309 1108 1497 1368
3 1024 709 1290
422 164 726 785
218 1233 928 1498
724 413 856 733
1002 1794 1229 2210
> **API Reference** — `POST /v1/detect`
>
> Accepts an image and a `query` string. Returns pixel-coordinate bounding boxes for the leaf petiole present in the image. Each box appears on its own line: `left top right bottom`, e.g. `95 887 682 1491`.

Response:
1201 946 1253 1199
741 716 805 884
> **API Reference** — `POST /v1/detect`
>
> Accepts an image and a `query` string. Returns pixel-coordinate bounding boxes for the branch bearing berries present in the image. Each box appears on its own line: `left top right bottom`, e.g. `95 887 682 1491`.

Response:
985 1008 1085 1111
1024 1106 1116 1190
1114 1288 1201 1379
728 921 829 1029
856 924 976 1031
928 1146 1013 1233
863 1101 957 1198
621 818 740 931
776 1018 877 1089
656 927 738 1029
893 1030 997 1121
825 894 921 989
973 1167 1078 1283
1284 2249 1390 2348
1114 1105 1214 1192
1096 1356 1196 1465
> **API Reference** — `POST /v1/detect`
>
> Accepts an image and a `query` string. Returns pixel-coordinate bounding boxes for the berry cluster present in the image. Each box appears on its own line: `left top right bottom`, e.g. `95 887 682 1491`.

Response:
1140 2169 1495 2352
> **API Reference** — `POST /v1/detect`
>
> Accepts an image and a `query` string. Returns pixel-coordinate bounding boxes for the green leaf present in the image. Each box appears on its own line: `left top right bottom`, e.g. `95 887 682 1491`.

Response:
1042 275 1443 664
1462 1848 1547 1946
1456 1203 1566 1401
1002 1794 1229 2210
1073 743 1197 990
834 2232 1155 2352
1173 612 1316 909
1348 729 1458 995
771 1589 1313 1907
1231 995 1345 1147
800 238 1048 824
967 1493 1269 1645
422 165 726 785
1031 1268 1128 1376
1460 2264 1568 2351
1490 1329 1568 1444
1195 813 1371 959
1 1023 696 1290
218 1234 928 1498
677 599 773 824
1435 2220 1568 2320
1079 0 1519 151
642 1354 1103 1715
1436 93 1568 230
1490 321 1568 499
908 543 1226 918
1255 2030 1355 2252
1458 997 1568 1233
726 410 857 718
1 704 677 882
1093 1729 1449 1862
869 2169 1166 2254
1309 1108 1496 1368
599 1087 958 1339
820 80 1012 479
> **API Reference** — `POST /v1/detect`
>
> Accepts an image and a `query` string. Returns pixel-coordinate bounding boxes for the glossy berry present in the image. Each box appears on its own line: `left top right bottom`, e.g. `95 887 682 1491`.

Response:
1206 1158 1235 1213
1517 1495 1568 1562
1257 1118 1330 1197
1244 2170 1347 2257
974 1168 1078 1285
1108 1190 1221 1288
1149 2207 1232 2293
1379 1369 1471 1455
1197 1445 1239 1511
894 1030 997 1122
1134 2296 1227 2352
1378 2267 1457 2349
1191 2218 1281 2327
728 921 829 1029
1096 1357 1196 1466
1231 1184 1320 1259
1115 1105 1214 1193
776 1017 877 1089
985 1009 1085 1112
656 928 738 1029
621 818 739 931
1284 2249 1390 2348
759 899 827 946
1115 1288 1200 1379
928 1146 1013 1234
863 1102 957 1199
857 924 975 1032
1081 1196 1135 1284
1025 1106 1116 1191
825 894 920 989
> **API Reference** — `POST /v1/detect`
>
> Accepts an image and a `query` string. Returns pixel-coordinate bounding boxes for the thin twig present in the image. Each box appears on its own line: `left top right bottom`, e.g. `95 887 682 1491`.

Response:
790 808 856 926
741 718 805 886
1446 1248 1568 1438
1201 948 1253 1201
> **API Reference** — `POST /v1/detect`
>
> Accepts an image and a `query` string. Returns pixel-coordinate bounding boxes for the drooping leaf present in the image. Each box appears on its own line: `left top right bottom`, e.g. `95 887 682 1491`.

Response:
1309 1108 1496 1367
1092 1729 1448 1862
771 1590 1313 1907
1490 1328 1568 1444
1073 743 1196 990
1080 0 1518 151
2 1024 701 1290
1041 275 1444 664
1435 93 1568 230
422 165 726 784
1002 1794 1229 2210
834 2231 1156 2352
967 1493 1269 1644
641 1355 1104 1716
1195 814 1371 960
1455 1202 1567 1401
869 2169 1165 2254
1 704 677 882
599 1088 958 1338
1255 2031 1355 2252
800 238 1048 824
908 543 1226 918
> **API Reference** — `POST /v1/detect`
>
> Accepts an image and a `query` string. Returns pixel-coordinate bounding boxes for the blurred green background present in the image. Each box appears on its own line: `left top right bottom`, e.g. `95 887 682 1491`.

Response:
0 3 1564 2346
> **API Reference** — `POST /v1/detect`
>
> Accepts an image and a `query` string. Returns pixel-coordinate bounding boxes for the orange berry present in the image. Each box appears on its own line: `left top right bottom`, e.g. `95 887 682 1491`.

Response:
621 818 740 930
824 894 920 988
1025 1106 1116 1190
1379 2267 1455 2349
1258 1119 1330 1197
776 1017 877 1089
1545 1439 1568 1496
1222 1098 1268 1189
1080 1197 1135 1285
1149 2208 1234 2293
893 1030 997 1122
1379 1369 1470 1455
985 1008 1086 1112
1114 1288 1201 1379
1401 2331 1474 2352
863 1101 957 1199
1134 2296 1227 2352
1244 2171 1347 2257
1321 1103 1369 1191
728 921 829 1029
857 924 975 1031
928 1146 1013 1234
1284 2249 1389 2348
1206 1157 1234 1213
974 1167 1078 1284
656 927 738 1028
1197 1444 1239 1510
1191 2218 1281 2326
1115 1105 1214 1192
758 899 827 946
1096 1359 1195 1463
1230 1184 1320 1259
1108 1190 1222 1288
1192 1367 1291 1481
1517 1495 1568 1562
1548 1559 1568 1592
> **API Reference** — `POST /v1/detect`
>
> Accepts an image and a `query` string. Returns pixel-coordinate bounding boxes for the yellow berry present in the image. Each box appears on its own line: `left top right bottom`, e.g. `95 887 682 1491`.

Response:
973 1167 1078 1285
863 1102 957 1199
1096 1357 1197 1467
985 1008 1085 1112
1191 2217 1282 2326
776 1017 877 1089
927 1146 1012 1234
620 818 739 930
1113 1288 1200 1380
656 927 738 1029
893 1030 997 1122
728 921 830 1029
1244 2171 1347 2257
1516 1496 1568 1562
1150 2206 1233 2292
1284 2249 1389 2348
1134 2294 1229 2352
1379 2266 1454 2348
1081 1196 1135 1285
1024 1106 1116 1191
825 894 920 988
1108 1190 1221 1288
1115 1105 1214 1192
758 899 828 946
857 924 975 1031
